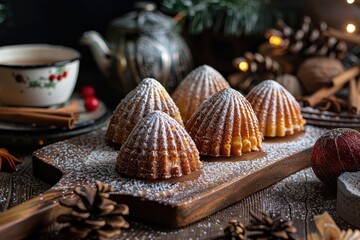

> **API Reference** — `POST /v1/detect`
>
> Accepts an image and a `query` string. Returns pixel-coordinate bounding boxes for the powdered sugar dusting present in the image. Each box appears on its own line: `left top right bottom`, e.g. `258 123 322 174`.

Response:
106 77 183 144
186 88 262 157
171 65 230 122
116 111 201 179
33 125 326 206
246 80 306 137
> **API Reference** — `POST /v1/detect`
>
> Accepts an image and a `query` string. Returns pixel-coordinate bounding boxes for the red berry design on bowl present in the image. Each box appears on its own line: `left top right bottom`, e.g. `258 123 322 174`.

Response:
15 74 25 83
57 75 63 81
49 74 56 81
84 96 100 112
62 71 68 78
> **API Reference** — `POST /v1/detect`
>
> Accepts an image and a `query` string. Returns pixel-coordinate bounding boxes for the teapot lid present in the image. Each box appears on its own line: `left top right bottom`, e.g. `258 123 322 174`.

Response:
109 2 174 32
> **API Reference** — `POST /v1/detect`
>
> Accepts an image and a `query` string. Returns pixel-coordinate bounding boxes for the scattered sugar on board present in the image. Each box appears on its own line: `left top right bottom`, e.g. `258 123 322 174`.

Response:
33 125 326 205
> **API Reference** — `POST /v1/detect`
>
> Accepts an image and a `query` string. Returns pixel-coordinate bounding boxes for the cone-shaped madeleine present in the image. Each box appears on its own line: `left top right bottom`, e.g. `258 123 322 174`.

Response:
246 80 306 137
116 111 202 179
186 88 262 157
106 78 183 145
172 65 230 122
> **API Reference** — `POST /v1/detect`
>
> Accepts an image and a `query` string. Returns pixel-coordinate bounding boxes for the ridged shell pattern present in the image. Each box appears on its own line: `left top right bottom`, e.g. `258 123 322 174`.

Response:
106 78 183 145
185 88 262 157
116 111 202 179
172 65 230 122
246 80 306 137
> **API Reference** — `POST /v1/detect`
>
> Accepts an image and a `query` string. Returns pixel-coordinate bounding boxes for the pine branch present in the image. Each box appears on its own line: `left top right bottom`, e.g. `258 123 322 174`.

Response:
161 0 300 36
0 3 9 25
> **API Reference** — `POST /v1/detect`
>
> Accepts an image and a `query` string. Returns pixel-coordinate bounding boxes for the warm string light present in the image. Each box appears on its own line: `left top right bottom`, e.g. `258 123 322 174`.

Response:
345 0 358 34
238 61 249 72
346 23 357 34
269 35 284 47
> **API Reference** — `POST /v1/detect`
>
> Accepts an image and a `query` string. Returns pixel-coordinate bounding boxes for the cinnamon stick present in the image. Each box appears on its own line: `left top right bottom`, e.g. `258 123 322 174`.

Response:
0 100 79 121
0 111 74 128
330 65 360 88
304 66 360 110
302 83 345 107
324 27 360 46
348 78 359 115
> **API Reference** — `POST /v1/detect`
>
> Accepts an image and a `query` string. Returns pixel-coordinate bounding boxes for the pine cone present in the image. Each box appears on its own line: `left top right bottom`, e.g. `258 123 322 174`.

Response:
267 16 347 60
232 52 282 92
246 211 298 240
57 180 129 240
224 219 246 240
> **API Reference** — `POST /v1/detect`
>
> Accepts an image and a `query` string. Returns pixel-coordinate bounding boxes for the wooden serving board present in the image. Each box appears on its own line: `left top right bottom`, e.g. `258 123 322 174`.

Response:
0 125 326 239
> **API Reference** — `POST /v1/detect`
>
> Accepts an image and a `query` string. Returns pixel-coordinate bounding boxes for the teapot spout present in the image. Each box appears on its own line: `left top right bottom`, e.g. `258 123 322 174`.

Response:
80 31 114 77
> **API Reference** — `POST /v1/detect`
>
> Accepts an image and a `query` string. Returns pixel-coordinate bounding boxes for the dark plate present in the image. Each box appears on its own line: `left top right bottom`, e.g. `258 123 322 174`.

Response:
301 106 360 129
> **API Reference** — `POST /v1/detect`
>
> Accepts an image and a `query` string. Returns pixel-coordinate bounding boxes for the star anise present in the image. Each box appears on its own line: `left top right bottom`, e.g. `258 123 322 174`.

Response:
0 148 22 173
315 96 347 113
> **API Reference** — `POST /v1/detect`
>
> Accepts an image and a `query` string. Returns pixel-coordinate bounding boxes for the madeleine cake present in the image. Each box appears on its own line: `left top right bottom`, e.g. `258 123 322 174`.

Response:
171 65 229 122
106 78 183 145
186 88 262 157
246 80 306 137
116 111 202 179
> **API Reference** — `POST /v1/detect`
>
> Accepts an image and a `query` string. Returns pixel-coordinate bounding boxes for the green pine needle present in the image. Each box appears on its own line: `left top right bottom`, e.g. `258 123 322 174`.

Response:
161 0 299 35
0 4 9 25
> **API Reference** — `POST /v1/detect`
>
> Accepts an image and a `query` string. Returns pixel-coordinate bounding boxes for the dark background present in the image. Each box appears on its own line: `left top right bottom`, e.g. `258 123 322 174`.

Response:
0 1 136 46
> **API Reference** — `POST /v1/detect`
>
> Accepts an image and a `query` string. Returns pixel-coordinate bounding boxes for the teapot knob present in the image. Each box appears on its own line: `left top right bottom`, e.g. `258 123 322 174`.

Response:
134 1 157 11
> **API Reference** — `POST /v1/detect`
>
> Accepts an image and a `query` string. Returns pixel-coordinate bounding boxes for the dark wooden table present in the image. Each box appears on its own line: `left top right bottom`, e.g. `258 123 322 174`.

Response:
0 147 352 240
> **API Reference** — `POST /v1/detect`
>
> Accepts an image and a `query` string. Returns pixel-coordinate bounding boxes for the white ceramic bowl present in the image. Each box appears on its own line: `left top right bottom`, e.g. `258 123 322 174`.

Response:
0 44 80 107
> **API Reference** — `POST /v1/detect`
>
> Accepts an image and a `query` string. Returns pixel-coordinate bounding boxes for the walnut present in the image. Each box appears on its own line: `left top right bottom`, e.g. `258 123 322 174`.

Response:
297 57 344 94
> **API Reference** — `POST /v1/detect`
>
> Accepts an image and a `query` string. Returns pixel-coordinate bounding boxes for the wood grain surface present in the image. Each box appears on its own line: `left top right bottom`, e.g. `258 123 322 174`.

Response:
0 150 352 240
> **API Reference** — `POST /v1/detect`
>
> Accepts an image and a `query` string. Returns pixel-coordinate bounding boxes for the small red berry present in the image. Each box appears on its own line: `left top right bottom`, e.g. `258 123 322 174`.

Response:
15 74 24 83
49 74 56 81
84 96 100 112
62 71 68 78
81 85 96 98
57 75 62 81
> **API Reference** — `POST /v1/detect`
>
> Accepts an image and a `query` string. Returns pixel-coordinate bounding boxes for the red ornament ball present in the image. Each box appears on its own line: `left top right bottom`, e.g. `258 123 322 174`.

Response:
311 128 360 187
84 96 99 112
81 85 96 99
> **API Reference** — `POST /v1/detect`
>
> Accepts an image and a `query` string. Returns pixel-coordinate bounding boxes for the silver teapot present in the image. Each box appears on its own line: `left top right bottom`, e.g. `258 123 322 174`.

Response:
81 2 193 101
